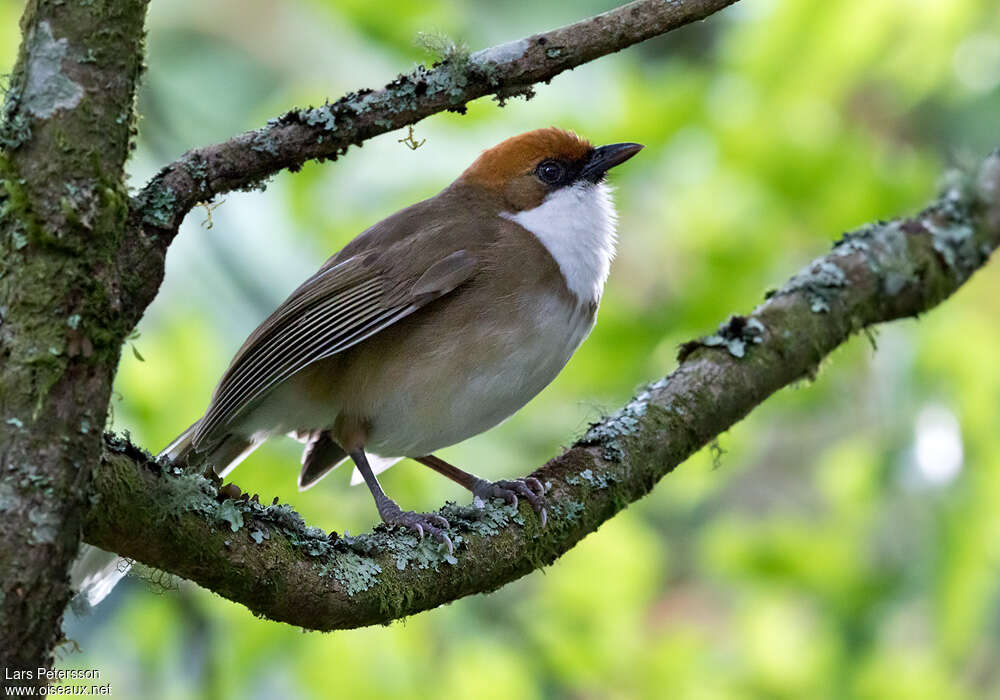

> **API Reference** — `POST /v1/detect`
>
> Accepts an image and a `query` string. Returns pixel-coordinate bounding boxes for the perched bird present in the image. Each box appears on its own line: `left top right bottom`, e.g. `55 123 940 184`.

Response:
73 127 641 606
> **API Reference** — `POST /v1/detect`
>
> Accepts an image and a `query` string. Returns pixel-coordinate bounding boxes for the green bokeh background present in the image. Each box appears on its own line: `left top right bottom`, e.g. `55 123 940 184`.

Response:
6 0 1000 696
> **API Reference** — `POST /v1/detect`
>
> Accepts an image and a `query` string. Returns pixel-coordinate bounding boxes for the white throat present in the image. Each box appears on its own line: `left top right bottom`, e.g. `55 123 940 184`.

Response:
502 182 617 304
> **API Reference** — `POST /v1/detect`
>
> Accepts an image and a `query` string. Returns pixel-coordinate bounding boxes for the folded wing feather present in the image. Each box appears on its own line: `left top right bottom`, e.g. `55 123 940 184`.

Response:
193 248 478 450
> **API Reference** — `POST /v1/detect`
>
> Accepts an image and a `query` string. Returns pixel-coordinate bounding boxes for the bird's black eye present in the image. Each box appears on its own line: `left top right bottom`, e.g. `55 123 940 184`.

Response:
536 159 566 185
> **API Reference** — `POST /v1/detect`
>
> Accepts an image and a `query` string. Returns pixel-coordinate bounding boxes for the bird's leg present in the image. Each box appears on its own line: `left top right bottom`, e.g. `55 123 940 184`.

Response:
415 454 546 527
350 449 452 553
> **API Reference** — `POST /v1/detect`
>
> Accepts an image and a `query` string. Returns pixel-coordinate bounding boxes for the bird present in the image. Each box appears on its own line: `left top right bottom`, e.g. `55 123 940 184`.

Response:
72 127 642 606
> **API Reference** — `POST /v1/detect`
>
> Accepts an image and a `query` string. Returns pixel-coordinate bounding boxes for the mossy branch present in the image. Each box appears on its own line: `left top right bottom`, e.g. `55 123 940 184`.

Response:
85 153 1000 631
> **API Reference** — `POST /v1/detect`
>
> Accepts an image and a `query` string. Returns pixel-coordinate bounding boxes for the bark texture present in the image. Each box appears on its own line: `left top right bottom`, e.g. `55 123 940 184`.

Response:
0 0 149 675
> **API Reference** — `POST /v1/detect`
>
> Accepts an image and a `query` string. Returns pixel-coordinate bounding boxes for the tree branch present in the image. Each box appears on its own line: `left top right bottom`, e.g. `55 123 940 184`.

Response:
126 0 738 244
84 152 1000 631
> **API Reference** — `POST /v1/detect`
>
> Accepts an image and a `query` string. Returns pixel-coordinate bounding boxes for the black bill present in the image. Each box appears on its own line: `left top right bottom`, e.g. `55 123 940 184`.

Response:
582 142 644 182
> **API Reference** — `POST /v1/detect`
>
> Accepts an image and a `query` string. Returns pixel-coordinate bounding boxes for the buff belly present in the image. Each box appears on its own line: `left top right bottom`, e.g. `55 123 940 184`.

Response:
365 293 594 457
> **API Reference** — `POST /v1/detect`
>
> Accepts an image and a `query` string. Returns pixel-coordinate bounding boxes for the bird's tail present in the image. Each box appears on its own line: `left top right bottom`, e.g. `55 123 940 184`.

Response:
160 420 199 463
70 422 257 612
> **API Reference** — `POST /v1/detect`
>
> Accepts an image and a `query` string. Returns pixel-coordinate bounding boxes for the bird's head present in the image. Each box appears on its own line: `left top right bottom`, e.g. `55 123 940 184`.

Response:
458 127 643 212
455 127 642 303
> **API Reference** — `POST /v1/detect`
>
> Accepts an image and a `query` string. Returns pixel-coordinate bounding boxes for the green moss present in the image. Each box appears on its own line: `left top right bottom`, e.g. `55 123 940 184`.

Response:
0 155 46 247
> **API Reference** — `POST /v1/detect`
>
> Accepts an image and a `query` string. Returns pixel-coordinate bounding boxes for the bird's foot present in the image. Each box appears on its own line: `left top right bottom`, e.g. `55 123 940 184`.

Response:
472 477 547 528
378 501 453 554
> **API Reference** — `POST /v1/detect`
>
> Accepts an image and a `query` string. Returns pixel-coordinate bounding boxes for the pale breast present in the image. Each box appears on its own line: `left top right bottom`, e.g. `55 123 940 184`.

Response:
362 290 596 457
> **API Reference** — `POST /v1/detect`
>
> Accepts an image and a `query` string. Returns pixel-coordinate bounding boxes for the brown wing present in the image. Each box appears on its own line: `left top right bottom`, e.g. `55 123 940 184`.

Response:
192 245 478 448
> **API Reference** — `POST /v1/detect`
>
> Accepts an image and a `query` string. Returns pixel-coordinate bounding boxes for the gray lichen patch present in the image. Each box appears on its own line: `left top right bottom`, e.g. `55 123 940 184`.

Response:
159 472 221 517
834 222 916 296
547 500 585 524
566 468 617 489
440 499 524 538
28 505 59 544
254 502 331 555
328 498 526 584
777 257 848 313
217 499 245 532
135 185 177 228
250 129 281 155
471 38 529 66
387 532 461 571
924 216 978 273
299 105 338 132
0 109 31 150
329 552 382 596
677 315 766 362
579 389 653 462
703 315 765 359
22 22 84 119
914 169 988 277
876 224 918 294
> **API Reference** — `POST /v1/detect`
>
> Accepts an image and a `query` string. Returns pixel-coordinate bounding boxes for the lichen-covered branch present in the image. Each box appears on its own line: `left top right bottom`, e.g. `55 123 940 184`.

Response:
83 153 1000 631
118 0 739 325
0 0 150 675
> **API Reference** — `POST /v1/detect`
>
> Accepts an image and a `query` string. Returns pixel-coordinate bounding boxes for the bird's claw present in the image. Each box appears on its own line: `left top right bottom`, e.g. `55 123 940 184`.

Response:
380 506 453 554
473 477 547 527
